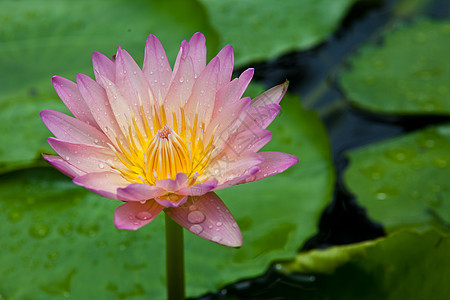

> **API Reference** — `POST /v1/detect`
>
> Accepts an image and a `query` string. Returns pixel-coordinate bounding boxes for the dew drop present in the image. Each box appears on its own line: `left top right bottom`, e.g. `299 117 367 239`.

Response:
212 236 222 243
189 205 197 211
189 224 203 234
29 224 50 238
136 211 152 220
376 192 387 200
179 77 185 83
188 211 205 224
216 222 222 227
8 210 22 222
433 157 448 168
140 200 147 204
94 139 99 144
208 225 213 229
232 223 238 228
65 156 70 161
98 163 105 169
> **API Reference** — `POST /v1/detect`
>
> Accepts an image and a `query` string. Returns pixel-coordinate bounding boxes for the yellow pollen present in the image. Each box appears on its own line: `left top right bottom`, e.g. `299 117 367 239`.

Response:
108 102 217 186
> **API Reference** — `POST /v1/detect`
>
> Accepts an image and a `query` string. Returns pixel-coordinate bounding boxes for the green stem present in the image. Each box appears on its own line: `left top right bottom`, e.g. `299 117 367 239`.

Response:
165 214 185 300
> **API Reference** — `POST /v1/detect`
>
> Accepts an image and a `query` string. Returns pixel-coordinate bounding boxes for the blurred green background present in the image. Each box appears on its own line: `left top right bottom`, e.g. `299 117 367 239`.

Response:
0 0 449 299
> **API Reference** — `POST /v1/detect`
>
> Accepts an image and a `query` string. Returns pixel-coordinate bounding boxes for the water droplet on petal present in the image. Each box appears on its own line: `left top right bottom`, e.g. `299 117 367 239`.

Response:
189 224 203 234
139 200 146 204
187 211 205 224
216 222 222 227
189 205 197 211
212 236 222 243
136 211 152 220
65 156 70 161
98 163 105 169
94 139 99 144
179 77 184 83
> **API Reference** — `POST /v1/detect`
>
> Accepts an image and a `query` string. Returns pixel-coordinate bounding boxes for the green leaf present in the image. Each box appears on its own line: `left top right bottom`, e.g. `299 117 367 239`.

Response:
0 90 334 298
198 0 358 66
344 124 450 232
340 19 450 115
279 229 450 299
0 0 218 173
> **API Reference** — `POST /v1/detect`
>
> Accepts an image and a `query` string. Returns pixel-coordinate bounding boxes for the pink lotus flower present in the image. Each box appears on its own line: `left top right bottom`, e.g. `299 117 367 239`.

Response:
41 33 298 247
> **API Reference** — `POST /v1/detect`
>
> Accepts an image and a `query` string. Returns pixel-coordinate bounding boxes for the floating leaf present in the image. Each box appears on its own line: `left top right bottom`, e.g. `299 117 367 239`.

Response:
340 19 450 115
280 229 450 299
198 0 358 65
344 124 450 232
0 0 217 173
0 90 334 298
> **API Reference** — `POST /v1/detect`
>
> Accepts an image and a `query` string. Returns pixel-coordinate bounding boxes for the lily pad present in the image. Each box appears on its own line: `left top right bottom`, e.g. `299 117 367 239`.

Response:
340 19 450 115
198 0 358 65
344 124 450 232
280 229 450 299
0 91 334 298
0 0 217 173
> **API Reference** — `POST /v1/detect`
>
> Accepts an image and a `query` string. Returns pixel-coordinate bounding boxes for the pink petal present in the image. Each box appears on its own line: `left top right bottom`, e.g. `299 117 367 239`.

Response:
165 192 242 247
215 44 234 89
235 68 254 99
114 47 153 132
116 183 165 202
73 171 129 200
252 81 288 108
177 179 218 196
114 201 164 230
164 45 195 127
143 34 172 99
214 166 260 190
236 82 288 132
206 153 265 189
225 129 272 159
184 56 220 127
155 173 189 192
43 154 86 178
155 196 188 208
94 71 131 128
212 68 254 116
188 32 207 77
47 137 118 173
207 97 252 152
92 52 116 82
243 151 298 183
239 103 280 131
76 73 124 146
41 110 108 146
52 76 98 129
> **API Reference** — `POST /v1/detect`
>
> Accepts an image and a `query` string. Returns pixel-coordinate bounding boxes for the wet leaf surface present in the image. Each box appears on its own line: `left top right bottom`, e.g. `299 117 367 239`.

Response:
345 124 450 232
278 229 450 300
198 0 358 65
340 19 450 115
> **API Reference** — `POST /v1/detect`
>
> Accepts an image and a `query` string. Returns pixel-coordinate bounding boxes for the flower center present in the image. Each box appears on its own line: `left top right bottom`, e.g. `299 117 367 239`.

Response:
146 125 190 181
106 96 218 185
